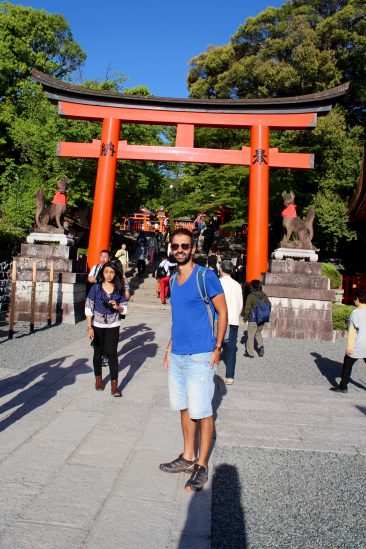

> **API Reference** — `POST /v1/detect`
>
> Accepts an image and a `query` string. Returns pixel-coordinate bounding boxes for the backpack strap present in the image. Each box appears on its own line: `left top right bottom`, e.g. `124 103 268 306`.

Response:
196 267 215 338
169 271 178 292
169 266 216 338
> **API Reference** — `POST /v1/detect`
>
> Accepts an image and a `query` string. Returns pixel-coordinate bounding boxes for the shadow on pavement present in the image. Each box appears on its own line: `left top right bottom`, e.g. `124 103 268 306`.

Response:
311 352 342 388
212 374 227 423
178 464 247 548
118 322 153 344
0 357 91 432
211 464 247 548
311 352 366 391
116 323 158 392
356 406 366 416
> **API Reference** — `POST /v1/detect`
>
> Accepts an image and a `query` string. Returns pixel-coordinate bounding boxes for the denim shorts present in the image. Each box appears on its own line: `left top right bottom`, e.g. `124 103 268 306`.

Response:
168 352 216 419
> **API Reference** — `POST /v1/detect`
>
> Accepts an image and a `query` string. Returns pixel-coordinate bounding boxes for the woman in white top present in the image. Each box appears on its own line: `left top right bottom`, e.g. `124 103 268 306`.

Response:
331 288 366 393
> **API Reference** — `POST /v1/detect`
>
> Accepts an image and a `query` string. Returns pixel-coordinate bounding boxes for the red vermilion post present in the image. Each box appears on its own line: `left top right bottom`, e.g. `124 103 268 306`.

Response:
87 118 121 268
246 124 270 282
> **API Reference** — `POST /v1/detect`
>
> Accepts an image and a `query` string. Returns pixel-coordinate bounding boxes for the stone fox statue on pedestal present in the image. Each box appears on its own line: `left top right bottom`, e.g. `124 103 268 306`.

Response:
281 190 317 250
35 178 69 230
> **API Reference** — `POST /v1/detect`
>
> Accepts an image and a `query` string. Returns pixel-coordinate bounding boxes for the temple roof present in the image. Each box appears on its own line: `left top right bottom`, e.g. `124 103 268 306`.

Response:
32 70 349 116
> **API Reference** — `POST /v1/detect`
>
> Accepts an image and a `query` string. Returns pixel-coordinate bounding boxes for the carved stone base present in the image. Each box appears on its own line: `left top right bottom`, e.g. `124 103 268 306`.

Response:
272 248 318 262
27 232 74 246
262 259 334 341
14 280 86 324
33 226 66 234
12 242 86 324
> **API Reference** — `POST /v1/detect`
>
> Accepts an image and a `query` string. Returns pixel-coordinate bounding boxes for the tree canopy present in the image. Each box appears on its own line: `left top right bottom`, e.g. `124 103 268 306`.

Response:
180 0 365 254
0 1 165 239
188 0 365 126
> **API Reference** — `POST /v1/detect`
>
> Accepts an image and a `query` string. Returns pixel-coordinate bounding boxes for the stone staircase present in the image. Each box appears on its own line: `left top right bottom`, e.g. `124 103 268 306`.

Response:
126 262 171 315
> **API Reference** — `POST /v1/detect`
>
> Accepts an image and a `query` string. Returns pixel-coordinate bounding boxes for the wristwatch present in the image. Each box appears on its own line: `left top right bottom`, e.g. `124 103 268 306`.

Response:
214 345 222 352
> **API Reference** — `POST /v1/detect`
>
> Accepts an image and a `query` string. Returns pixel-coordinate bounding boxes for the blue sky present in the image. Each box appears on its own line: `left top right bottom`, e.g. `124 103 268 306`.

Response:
14 0 284 97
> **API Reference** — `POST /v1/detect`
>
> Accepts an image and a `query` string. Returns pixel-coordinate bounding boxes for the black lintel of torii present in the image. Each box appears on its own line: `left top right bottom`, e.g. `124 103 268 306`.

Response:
32 69 349 116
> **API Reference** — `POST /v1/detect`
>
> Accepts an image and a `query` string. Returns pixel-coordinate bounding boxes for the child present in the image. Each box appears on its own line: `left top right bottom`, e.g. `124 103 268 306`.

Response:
331 288 366 393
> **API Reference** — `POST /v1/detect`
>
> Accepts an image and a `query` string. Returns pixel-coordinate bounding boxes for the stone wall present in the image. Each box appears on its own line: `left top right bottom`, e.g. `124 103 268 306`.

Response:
262 259 334 341
14 243 87 324
0 261 10 321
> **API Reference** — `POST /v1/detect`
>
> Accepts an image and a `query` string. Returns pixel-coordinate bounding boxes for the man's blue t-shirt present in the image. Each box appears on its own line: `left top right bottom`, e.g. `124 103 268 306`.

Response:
170 265 224 355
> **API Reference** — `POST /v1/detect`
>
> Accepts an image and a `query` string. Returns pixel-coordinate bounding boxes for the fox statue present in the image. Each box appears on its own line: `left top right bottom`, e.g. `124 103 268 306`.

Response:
35 178 69 230
280 191 317 250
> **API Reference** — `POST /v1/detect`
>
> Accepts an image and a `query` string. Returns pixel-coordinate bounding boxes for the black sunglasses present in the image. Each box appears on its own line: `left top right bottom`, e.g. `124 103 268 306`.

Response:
171 243 192 251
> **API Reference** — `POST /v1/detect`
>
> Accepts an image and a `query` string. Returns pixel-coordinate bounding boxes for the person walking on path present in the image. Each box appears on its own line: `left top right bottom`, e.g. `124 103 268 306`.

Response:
219 261 243 385
88 249 113 368
134 241 147 279
208 243 222 265
115 243 129 273
147 233 158 265
156 255 176 305
243 279 271 358
202 222 215 255
85 261 128 397
160 228 227 492
331 288 366 393
88 249 110 284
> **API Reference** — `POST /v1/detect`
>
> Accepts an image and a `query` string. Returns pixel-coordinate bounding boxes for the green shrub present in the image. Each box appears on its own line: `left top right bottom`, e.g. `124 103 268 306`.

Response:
0 226 24 261
332 304 356 331
322 263 342 289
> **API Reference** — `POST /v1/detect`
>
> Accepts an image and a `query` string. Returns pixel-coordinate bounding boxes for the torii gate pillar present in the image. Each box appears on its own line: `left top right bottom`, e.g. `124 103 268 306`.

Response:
88 118 121 259
247 124 269 281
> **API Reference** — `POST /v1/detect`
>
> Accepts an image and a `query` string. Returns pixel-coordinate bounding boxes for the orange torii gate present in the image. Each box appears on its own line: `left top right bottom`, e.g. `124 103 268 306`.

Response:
33 71 348 280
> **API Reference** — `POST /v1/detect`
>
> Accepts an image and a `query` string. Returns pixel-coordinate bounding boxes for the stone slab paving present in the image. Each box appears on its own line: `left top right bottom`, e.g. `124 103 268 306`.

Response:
0 308 365 548
0 312 210 548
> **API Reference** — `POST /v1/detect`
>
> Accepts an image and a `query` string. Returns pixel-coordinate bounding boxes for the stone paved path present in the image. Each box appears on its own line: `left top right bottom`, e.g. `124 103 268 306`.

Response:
0 304 366 548
0 310 213 548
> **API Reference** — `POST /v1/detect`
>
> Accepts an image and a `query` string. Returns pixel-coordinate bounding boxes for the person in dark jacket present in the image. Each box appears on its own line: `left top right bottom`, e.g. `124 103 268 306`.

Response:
243 279 271 358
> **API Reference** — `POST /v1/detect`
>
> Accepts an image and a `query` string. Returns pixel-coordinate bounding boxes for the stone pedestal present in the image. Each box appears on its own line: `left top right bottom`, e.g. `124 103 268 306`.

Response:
14 243 87 324
262 259 334 341
27 232 75 246
272 247 318 262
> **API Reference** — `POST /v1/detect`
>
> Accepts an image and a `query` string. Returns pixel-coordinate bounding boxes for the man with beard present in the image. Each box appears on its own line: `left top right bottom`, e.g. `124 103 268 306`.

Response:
159 228 227 491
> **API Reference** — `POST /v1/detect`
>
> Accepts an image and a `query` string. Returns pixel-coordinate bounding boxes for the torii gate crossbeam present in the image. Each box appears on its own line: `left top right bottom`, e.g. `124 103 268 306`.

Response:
32 70 348 280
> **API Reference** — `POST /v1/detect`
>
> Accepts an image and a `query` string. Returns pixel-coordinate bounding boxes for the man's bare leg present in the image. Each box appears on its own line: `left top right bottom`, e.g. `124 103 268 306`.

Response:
197 415 214 467
181 408 196 461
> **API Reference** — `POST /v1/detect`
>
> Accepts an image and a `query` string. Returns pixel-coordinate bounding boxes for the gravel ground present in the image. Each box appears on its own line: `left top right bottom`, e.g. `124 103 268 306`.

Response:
212 333 366 549
212 447 366 549
234 333 366 388
0 321 85 371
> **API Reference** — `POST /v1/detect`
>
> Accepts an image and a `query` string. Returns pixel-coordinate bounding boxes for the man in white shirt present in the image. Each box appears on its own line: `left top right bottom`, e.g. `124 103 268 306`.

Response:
88 249 110 283
219 260 244 384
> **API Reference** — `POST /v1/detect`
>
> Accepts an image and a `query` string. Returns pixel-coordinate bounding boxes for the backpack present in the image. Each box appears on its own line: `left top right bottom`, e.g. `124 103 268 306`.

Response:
156 265 168 279
169 266 217 337
249 298 271 325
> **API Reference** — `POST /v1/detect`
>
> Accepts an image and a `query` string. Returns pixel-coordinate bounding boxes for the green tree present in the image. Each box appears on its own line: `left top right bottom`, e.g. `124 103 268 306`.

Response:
188 0 366 124
0 1 86 98
183 0 365 255
0 2 166 235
